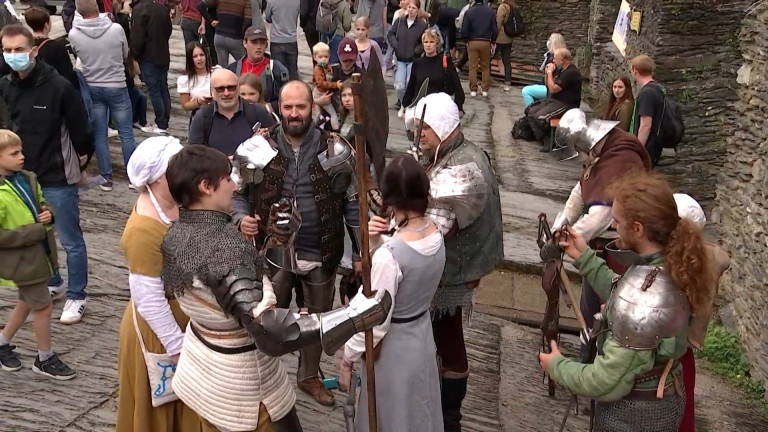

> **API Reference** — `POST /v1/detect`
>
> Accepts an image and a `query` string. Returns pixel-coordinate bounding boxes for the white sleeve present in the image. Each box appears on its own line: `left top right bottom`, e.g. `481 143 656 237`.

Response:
343 247 401 362
572 205 614 242
553 182 584 230
129 273 185 355
177 75 189 95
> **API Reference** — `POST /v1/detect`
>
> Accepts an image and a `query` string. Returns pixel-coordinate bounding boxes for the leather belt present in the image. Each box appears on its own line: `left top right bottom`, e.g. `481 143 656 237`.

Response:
190 323 257 355
626 382 679 401
391 310 427 324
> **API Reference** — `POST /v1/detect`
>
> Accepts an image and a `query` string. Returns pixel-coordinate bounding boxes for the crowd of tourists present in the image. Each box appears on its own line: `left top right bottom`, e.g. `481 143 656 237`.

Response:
0 0 726 432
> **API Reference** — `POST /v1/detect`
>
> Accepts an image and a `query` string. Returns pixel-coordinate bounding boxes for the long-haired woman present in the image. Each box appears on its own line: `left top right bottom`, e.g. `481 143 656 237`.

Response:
401 29 464 115
521 33 567 106
354 16 387 77
177 42 218 121
603 75 635 131
340 155 445 432
387 0 429 116
541 172 713 432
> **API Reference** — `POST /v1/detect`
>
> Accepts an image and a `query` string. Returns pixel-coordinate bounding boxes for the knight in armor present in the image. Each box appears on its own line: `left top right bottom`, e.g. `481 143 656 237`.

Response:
539 172 715 432
410 92 503 432
161 145 391 432
542 108 651 357
231 81 362 406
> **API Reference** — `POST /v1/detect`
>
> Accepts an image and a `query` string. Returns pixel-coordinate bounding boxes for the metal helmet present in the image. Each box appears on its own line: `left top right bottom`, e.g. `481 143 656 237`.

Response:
231 135 278 191
552 109 620 161
318 134 359 198
606 265 691 350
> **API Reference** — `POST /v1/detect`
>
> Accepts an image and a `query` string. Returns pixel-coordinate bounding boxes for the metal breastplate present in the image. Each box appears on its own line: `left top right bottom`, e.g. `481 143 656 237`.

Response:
606 265 690 350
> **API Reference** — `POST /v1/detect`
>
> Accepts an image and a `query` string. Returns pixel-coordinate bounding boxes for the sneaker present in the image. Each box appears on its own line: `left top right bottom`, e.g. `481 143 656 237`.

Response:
99 177 113 192
139 125 155 134
482 91 489 97
397 106 405 118
298 376 335 406
152 126 168 135
394 100 401 110
133 122 144 129
0 344 22 372
503 86 510 92
470 91 477 97
128 183 137 190
60 299 87 325
33 353 76 380
107 128 118 138
49 285 66 300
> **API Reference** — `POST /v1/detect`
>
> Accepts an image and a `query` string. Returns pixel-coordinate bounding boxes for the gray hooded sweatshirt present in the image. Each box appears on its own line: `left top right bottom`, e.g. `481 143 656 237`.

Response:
69 15 129 88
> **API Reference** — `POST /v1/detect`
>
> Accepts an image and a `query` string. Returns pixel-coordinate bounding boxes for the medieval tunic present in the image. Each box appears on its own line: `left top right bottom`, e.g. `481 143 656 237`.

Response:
162 210 295 432
116 211 203 432
344 230 446 432
550 249 688 431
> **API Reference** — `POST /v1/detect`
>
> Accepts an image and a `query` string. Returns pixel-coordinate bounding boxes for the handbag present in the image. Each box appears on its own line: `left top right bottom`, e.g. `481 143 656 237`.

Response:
132 302 180 407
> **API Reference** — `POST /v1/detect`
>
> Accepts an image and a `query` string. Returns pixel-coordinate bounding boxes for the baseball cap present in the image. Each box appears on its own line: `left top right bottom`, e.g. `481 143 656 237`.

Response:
244 26 268 41
338 38 358 62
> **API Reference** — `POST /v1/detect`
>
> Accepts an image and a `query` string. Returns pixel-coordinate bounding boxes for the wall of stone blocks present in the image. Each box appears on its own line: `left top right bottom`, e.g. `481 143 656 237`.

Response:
713 3 768 388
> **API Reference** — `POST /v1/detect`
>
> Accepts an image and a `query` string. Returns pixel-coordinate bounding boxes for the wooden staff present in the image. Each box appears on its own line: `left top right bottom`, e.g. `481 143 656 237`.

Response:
350 72 377 432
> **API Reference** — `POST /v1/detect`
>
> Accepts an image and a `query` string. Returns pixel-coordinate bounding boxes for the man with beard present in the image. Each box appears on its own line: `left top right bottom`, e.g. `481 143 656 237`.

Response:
409 92 503 432
542 108 651 358
232 80 362 406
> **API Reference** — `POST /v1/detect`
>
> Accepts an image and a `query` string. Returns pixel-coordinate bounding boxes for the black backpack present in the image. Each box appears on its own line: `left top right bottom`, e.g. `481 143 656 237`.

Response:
503 6 524 37
648 82 685 149
316 0 340 34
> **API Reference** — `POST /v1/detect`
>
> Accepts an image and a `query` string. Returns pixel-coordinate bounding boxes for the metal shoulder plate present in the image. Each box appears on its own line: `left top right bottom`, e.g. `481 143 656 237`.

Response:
317 133 359 198
606 265 690 350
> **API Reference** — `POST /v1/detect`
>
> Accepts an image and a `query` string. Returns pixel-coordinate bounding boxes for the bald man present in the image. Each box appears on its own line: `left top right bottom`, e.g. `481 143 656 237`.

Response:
188 68 275 155
232 80 361 406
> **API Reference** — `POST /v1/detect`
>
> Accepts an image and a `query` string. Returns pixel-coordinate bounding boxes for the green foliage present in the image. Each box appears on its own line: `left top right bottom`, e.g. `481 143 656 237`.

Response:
697 322 766 403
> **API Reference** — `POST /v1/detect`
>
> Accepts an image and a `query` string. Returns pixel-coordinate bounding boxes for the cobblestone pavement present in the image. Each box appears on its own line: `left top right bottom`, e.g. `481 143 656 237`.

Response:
1 22 767 432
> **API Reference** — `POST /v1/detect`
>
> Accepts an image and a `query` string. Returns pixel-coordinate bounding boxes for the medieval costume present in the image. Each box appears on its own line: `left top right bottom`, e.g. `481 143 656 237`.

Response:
544 108 651 357
230 125 362 406
116 137 203 432
410 92 504 432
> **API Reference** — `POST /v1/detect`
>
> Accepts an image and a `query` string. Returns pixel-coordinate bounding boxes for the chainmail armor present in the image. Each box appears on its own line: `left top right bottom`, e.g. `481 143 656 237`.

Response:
162 209 263 297
593 390 685 432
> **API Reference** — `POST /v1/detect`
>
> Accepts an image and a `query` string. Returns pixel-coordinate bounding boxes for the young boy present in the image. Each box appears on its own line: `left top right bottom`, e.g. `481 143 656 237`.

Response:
312 42 343 130
0 130 76 379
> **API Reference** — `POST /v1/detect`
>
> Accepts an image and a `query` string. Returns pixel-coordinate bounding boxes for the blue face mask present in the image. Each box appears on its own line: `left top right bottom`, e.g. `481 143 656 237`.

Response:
3 52 33 72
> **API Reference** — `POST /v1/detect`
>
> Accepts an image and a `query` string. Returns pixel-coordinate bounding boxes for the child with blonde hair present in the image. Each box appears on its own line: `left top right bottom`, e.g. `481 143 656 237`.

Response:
312 42 343 130
0 130 76 379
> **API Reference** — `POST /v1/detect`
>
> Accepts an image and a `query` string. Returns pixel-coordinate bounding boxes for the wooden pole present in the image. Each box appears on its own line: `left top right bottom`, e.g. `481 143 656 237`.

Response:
350 72 377 432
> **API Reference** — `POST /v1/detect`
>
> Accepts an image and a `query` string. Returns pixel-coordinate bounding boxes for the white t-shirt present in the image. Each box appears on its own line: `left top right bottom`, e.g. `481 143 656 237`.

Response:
176 67 219 99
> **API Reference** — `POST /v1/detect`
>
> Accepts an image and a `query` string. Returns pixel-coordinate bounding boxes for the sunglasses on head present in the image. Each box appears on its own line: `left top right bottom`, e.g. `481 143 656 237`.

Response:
213 85 238 93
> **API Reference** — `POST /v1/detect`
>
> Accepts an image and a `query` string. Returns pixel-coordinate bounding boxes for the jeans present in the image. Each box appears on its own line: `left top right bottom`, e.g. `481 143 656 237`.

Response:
270 41 299 80
75 71 93 122
42 185 88 301
128 86 147 126
181 17 217 65
320 32 343 64
89 85 137 179
467 40 491 92
497 43 512 85
214 33 246 67
139 62 171 130
522 84 547 106
394 60 413 103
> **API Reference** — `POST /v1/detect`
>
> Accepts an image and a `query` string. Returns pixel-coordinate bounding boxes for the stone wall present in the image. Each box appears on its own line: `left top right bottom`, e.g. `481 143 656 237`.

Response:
713 3 768 388
511 0 592 67
587 0 750 210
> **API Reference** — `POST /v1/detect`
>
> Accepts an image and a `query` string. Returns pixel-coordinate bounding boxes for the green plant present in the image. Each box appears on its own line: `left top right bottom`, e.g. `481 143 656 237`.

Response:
697 322 766 403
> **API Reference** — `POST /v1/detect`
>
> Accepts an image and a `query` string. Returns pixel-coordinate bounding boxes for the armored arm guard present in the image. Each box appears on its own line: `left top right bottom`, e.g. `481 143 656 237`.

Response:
208 270 393 357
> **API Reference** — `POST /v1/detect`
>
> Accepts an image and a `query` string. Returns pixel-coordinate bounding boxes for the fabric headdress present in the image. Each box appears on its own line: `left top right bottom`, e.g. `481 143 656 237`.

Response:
414 92 461 143
127 136 183 188
674 193 706 229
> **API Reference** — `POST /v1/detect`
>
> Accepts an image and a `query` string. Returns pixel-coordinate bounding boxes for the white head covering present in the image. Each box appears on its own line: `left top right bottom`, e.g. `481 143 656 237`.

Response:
127 136 183 188
414 92 461 143
674 193 706 229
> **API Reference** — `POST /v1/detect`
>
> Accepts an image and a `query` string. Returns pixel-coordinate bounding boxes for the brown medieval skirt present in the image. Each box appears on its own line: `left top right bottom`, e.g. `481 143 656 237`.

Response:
115 299 204 432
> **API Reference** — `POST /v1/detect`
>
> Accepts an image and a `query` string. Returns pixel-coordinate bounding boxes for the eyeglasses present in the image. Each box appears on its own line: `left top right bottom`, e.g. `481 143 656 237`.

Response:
213 85 238 94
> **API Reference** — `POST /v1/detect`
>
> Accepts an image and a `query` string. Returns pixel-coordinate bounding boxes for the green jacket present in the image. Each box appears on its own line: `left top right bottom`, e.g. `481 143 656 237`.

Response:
0 170 57 288
550 248 688 402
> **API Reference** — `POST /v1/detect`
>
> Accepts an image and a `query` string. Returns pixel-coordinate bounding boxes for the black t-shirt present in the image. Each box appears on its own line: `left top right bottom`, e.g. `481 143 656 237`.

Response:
633 82 665 162
552 64 582 109
188 102 275 155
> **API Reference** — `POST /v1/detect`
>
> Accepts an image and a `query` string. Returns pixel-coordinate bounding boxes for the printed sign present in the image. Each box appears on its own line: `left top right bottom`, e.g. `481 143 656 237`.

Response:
612 0 632 56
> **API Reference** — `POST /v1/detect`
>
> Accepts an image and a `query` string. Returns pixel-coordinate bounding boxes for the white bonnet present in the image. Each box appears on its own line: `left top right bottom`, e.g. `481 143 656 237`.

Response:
127 136 183 188
674 193 706 229
414 92 461 142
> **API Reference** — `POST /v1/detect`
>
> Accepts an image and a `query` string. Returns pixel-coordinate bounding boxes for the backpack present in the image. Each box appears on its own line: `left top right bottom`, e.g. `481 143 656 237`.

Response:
0 3 19 31
648 83 685 149
202 102 261 144
316 0 340 34
503 6 524 37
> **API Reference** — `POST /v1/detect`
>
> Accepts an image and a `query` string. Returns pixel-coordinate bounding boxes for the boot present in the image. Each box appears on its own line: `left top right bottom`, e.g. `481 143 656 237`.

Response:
441 370 469 432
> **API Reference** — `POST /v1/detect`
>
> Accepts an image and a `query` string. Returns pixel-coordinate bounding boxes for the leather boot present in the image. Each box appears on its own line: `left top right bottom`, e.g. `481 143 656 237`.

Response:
298 376 336 406
441 370 469 432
